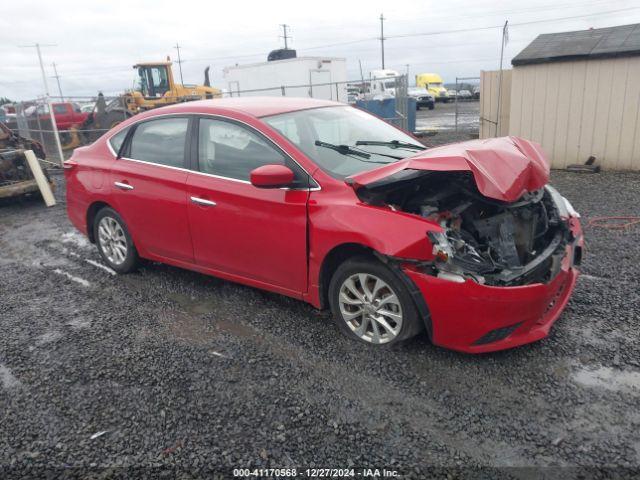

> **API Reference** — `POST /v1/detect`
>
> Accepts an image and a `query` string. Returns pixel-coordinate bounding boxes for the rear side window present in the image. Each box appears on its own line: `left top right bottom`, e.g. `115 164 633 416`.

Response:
129 117 188 168
109 128 129 155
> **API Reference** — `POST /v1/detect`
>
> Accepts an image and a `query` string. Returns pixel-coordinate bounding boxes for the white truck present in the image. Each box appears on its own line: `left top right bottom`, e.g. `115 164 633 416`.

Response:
369 69 400 98
223 57 348 103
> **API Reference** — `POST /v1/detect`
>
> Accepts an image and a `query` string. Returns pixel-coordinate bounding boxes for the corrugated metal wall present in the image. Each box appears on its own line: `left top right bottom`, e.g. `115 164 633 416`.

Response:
479 70 511 138
509 57 640 170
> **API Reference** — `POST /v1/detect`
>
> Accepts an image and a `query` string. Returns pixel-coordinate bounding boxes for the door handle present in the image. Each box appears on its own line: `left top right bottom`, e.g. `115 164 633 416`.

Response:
190 196 217 207
114 181 134 191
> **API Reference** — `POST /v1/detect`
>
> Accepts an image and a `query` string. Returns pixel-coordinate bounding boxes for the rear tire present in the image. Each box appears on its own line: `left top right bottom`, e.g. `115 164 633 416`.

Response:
328 256 423 346
93 207 139 273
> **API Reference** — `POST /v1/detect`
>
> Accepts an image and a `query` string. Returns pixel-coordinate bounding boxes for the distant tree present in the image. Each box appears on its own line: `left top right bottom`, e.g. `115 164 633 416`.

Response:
0 97 13 106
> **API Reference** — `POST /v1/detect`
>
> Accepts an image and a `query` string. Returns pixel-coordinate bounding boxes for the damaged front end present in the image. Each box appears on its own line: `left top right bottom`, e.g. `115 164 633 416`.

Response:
349 136 581 287
359 170 578 286
347 136 583 351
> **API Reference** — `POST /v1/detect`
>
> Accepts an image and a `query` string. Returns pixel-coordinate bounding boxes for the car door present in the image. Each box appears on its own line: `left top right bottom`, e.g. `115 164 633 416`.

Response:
110 116 194 263
186 116 311 295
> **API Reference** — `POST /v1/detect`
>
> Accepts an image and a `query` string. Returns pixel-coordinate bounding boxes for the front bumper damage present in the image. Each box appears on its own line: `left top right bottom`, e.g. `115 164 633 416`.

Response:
403 216 583 353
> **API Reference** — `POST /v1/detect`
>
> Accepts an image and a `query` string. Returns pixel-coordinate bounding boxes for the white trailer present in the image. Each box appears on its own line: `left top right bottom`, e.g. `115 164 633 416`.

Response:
223 57 348 103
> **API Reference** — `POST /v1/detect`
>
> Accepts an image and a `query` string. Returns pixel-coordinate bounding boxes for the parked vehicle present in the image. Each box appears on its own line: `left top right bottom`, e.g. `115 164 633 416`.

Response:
448 90 458 98
65 97 583 353
407 87 435 110
369 69 400 97
347 86 363 104
33 102 89 131
415 73 449 102
473 86 480 99
457 89 473 100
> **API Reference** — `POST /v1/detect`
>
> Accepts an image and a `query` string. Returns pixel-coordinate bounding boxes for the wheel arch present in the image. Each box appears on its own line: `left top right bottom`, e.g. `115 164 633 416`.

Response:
86 201 112 243
318 242 433 339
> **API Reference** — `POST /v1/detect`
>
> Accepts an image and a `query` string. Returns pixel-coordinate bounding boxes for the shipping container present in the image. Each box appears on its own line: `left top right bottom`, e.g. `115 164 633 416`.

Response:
223 57 348 103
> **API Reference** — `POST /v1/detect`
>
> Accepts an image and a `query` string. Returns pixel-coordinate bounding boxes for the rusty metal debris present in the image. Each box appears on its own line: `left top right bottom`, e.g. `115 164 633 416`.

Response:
0 122 54 200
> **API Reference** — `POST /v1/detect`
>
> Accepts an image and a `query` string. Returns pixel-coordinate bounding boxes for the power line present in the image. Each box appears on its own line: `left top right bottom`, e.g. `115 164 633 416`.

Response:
387 6 640 39
8 5 640 90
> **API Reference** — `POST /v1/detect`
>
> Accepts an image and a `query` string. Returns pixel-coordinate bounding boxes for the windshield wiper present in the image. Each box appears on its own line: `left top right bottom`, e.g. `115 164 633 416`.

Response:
315 140 371 159
355 140 426 150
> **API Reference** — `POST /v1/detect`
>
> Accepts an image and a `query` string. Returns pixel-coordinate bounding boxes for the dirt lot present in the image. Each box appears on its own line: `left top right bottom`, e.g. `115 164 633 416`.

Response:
1 170 640 478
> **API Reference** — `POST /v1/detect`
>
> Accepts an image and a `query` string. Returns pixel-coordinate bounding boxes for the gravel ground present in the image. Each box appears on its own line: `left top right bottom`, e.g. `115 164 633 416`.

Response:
1 169 639 479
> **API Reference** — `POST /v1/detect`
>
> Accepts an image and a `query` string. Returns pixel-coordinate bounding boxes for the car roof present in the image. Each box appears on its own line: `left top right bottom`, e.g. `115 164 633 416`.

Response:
148 96 343 119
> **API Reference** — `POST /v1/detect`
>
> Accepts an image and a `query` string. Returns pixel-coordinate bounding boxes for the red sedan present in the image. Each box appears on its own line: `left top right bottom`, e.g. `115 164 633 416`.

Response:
64 97 583 353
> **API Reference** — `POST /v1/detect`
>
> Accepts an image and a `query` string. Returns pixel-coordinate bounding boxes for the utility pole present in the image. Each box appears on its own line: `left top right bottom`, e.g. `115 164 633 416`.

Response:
19 43 64 166
51 62 64 101
405 64 410 83
280 24 291 49
174 43 184 84
379 14 386 69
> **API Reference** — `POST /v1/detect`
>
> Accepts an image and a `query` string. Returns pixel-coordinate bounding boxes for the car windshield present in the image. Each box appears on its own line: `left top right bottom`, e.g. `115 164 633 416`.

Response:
263 106 425 179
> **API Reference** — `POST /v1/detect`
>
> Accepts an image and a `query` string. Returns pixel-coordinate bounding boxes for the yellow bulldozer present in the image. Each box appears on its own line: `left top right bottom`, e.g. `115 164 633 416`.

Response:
64 60 221 149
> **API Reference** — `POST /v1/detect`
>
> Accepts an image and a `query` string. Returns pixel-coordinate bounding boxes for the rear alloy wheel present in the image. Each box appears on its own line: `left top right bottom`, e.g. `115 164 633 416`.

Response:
329 257 422 346
93 207 139 273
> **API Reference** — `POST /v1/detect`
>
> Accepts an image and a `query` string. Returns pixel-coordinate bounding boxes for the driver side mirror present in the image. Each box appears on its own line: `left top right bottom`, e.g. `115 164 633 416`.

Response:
250 164 294 189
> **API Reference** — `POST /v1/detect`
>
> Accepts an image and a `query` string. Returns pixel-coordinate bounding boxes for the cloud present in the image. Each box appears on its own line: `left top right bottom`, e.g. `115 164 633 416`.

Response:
0 0 638 100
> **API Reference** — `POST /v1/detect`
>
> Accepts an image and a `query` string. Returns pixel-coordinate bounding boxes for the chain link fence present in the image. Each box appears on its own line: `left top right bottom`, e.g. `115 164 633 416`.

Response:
8 75 414 165
453 76 480 134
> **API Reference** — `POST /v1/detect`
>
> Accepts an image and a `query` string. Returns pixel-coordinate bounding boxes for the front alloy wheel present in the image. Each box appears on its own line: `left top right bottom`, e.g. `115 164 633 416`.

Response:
329 257 423 346
339 273 403 344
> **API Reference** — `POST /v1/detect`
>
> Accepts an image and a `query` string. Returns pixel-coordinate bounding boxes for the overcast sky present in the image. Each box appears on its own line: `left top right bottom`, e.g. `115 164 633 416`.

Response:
1 0 639 100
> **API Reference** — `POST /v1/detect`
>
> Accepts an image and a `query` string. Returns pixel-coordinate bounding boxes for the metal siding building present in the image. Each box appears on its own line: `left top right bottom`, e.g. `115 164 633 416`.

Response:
502 24 640 170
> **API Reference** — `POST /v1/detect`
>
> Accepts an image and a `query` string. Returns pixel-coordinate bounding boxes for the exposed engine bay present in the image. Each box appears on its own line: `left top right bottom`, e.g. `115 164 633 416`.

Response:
358 171 572 286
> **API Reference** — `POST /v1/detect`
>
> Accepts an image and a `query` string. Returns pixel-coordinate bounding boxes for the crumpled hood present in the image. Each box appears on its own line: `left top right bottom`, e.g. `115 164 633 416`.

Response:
347 136 550 202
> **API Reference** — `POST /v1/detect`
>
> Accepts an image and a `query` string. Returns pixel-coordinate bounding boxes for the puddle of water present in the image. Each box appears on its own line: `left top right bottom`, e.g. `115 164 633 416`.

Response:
573 365 640 392
167 291 220 316
0 364 21 389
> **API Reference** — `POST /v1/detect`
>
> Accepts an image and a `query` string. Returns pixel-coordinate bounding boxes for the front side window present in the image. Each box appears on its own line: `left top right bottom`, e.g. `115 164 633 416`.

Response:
129 117 188 168
198 118 290 182
264 106 425 179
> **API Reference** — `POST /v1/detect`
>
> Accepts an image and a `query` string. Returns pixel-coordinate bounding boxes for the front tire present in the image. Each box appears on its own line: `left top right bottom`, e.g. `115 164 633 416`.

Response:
328 257 423 346
93 207 139 273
